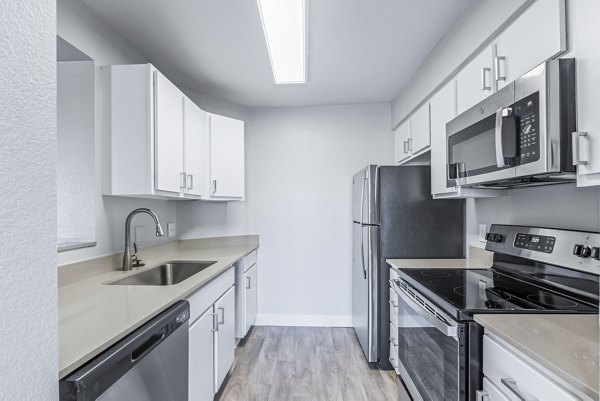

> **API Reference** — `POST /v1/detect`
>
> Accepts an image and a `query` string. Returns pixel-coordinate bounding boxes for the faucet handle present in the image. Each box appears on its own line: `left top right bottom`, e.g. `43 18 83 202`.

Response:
131 243 145 268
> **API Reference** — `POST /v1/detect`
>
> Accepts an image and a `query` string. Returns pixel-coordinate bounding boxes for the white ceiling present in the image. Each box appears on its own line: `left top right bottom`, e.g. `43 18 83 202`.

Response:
82 0 473 108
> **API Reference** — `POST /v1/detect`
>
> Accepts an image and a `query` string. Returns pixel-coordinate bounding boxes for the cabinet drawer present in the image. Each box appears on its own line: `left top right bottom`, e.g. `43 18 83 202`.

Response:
389 323 398 350
483 334 579 401
187 267 234 324
479 377 510 401
389 267 398 283
244 250 257 271
389 296 399 330
389 341 400 375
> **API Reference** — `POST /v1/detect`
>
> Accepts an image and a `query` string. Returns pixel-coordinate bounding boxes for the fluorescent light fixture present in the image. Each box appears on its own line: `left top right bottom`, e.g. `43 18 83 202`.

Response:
257 0 306 84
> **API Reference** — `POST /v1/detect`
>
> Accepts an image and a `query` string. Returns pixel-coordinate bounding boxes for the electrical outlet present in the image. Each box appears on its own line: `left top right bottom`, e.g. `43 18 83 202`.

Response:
479 224 487 243
167 222 176 237
135 225 147 244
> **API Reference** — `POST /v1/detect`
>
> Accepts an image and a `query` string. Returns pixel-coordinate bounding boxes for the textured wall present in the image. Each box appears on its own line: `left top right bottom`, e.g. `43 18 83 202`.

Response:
0 0 59 399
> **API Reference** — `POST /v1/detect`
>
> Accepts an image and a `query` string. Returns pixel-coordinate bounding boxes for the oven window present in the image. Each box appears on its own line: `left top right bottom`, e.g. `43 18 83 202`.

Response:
397 296 462 401
448 113 510 177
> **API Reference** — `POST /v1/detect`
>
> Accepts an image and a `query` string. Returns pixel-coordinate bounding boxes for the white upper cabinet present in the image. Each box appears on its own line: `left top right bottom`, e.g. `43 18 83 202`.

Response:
574 0 600 187
102 64 246 200
495 0 566 90
208 113 245 200
393 119 411 164
456 45 494 115
410 103 431 155
183 98 209 198
154 72 185 194
430 81 457 196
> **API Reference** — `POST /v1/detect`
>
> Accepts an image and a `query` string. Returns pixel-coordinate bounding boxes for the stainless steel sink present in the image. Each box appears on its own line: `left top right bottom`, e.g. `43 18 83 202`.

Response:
108 261 217 286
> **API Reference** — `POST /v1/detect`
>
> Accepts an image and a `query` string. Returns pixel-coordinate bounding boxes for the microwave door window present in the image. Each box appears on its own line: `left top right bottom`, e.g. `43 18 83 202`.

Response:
449 113 509 178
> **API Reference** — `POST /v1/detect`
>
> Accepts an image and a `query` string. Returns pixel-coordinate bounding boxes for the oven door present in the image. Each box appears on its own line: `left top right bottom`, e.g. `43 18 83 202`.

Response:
396 284 467 401
447 84 516 187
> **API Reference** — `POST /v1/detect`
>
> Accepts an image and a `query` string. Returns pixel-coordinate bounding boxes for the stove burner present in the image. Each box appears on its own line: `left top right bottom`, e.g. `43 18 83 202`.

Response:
421 271 452 278
486 288 512 301
526 293 578 309
453 286 466 296
456 271 464 276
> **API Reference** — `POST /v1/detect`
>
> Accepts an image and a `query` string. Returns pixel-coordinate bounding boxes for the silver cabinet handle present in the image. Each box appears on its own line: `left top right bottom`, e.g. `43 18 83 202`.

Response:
217 307 225 325
495 55 506 82
180 172 186 189
186 174 194 190
572 131 588 166
501 378 537 401
481 67 491 91
212 179 217 194
246 276 251 290
388 337 398 348
389 299 398 308
403 140 408 154
407 137 413 152
475 390 489 401
211 312 219 332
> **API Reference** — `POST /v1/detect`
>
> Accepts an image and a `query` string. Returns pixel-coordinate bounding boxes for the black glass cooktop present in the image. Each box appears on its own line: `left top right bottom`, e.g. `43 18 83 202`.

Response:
396 267 599 321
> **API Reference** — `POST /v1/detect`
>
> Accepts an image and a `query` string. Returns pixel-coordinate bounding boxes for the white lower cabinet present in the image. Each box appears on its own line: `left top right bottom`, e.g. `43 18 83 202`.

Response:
187 267 236 400
214 286 236 392
189 307 215 401
481 334 583 401
235 250 259 339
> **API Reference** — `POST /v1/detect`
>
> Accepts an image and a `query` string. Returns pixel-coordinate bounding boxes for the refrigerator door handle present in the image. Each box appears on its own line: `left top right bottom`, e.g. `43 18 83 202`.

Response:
360 177 368 280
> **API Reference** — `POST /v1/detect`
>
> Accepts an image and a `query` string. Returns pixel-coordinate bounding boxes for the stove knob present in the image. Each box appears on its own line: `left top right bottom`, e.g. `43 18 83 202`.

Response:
580 246 592 258
494 234 504 243
592 247 600 261
573 244 584 256
485 233 494 242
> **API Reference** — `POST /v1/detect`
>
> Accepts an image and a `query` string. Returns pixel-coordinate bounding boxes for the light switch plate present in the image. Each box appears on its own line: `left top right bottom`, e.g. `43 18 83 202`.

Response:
167 222 176 237
479 224 487 243
135 225 147 244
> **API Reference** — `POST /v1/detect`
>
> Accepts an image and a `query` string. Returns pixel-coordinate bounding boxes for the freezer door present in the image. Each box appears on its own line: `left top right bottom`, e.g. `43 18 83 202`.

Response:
352 166 378 225
352 222 378 363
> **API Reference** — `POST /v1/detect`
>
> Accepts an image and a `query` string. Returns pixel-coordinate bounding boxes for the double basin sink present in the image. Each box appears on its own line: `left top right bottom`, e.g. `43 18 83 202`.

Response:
109 261 217 286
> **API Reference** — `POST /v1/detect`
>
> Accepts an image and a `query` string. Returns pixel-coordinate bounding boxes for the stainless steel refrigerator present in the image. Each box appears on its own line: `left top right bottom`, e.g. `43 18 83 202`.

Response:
352 165 465 369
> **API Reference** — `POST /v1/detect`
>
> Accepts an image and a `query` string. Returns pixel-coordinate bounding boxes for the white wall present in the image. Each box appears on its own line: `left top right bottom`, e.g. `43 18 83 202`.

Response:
57 0 178 265
0 1 58 399
391 0 531 127
467 184 600 249
178 104 393 325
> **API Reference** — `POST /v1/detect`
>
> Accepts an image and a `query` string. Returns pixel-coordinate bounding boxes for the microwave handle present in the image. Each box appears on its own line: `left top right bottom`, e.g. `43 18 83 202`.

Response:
495 107 519 167
495 108 506 167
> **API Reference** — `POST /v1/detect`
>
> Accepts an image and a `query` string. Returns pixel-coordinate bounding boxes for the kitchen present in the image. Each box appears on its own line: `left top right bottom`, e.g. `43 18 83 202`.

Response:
1 0 599 400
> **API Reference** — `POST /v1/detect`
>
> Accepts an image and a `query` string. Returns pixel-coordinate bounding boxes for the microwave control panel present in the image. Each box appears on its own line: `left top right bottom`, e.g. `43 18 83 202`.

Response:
514 233 555 253
514 93 540 165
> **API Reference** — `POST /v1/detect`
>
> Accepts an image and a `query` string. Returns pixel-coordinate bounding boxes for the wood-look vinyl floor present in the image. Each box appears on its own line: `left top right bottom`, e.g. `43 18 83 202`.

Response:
219 326 409 401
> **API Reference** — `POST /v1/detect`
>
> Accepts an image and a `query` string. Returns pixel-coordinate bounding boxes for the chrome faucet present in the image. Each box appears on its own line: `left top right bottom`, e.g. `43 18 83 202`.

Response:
123 208 164 271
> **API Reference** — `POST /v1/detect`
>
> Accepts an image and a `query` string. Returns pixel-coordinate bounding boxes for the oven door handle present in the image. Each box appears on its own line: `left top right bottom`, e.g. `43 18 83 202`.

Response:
398 289 458 339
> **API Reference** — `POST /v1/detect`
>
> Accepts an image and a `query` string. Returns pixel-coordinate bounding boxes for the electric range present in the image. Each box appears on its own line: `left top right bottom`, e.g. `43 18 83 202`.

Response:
390 224 600 401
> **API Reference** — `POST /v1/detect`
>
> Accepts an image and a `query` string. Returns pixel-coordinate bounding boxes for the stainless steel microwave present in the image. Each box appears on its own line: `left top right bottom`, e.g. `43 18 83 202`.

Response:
446 59 576 188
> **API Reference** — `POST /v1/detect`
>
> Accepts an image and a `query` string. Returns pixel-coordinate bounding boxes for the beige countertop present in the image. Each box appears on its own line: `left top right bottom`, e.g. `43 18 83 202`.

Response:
475 314 599 400
58 241 258 379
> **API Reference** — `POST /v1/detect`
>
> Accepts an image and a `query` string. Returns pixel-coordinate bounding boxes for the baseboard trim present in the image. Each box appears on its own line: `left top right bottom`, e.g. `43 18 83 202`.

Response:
254 314 352 327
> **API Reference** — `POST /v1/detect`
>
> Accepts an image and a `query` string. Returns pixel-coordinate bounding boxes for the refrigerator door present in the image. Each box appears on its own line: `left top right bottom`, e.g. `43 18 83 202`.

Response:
352 221 379 363
352 166 378 225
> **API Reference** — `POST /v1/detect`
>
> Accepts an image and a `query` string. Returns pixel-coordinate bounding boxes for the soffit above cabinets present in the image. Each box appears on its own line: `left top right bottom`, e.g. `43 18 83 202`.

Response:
80 0 474 107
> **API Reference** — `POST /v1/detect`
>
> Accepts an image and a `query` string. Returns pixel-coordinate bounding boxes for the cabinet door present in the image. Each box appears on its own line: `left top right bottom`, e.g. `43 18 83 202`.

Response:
410 102 431 154
214 286 236 393
575 0 600 187
495 0 566 90
209 114 245 198
394 120 411 164
244 264 258 333
456 46 493 114
189 308 215 401
430 81 458 196
154 71 184 194
183 98 209 197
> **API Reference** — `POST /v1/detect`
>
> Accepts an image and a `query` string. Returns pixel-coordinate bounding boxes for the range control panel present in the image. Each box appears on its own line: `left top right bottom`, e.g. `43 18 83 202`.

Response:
514 233 555 253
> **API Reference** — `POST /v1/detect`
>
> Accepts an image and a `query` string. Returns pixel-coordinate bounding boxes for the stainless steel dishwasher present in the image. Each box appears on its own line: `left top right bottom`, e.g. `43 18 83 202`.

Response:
60 301 190 401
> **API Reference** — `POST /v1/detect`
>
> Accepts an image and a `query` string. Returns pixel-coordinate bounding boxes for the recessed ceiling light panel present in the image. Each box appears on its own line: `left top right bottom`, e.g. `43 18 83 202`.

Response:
257 0 306 84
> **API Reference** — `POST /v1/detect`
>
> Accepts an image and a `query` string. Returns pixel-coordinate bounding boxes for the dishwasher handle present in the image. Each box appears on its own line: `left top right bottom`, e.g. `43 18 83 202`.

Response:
59 301 190 401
